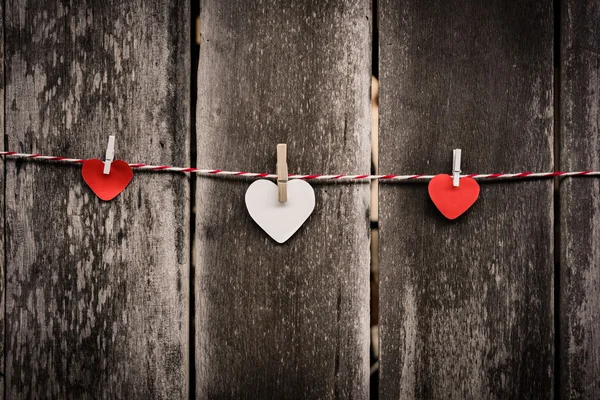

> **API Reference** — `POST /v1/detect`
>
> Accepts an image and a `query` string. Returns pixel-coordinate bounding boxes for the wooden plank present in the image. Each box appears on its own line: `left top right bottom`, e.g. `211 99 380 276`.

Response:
378 1 555 398
195 1 371 398
3 1 189 398
560 0 600 397
0 0 5 397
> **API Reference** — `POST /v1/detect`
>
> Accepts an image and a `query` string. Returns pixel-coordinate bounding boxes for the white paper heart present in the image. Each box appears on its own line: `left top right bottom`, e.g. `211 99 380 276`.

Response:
245 179 315 243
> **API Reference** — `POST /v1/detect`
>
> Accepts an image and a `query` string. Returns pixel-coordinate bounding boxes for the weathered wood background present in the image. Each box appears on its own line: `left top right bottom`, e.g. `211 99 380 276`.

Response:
0 0 5 396
560 0 600 397
194 0 371 398
378 0 555 398
3 0 189 398
1 0 599 398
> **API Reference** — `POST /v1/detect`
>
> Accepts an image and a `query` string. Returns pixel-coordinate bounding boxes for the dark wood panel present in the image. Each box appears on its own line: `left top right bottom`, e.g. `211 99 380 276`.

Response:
3 1 189 398
378 1 555 398
560 0 600 397
195 1 371 398
0 0 5 396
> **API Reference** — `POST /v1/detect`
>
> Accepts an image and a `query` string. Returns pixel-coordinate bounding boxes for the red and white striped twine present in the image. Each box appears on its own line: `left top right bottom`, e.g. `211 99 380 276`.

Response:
2 151 599 182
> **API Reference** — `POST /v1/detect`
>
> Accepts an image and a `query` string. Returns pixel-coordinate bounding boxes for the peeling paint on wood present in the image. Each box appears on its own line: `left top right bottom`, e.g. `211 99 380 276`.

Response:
194 0 371 398
3 1 190 398
560 0 600 397
378 1 555 398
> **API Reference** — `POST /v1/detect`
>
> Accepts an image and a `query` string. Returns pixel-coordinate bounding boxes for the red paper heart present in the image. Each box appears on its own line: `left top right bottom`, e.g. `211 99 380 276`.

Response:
82 159 133 201
428 174 480 220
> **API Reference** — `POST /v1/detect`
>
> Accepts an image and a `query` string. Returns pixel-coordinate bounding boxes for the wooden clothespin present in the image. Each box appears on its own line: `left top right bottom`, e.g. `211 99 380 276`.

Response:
103 135 116 174
452 149 461 187
277 144 288 202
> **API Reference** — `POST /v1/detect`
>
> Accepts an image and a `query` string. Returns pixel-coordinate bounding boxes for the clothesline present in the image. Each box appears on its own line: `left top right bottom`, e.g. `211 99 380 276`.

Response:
1 151 597 182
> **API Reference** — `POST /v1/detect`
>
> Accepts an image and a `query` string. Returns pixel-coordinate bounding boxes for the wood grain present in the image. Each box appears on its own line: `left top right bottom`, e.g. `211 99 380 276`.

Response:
195 1 371 398
560 0 600 397
378 1 555 398
3 1 189 398
0 0 4 396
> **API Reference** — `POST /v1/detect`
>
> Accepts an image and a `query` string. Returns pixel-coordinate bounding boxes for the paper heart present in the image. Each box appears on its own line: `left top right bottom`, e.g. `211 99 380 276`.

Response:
82 159 133 201
428 174 480 220
245 179 315 243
